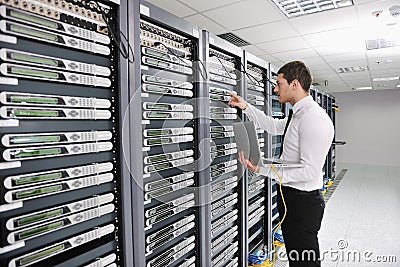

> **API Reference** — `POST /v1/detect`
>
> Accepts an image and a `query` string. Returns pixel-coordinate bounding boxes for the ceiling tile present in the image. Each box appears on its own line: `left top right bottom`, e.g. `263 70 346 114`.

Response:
298 57 327 66
144 0 197 17
324 53 367 64
184 14 228 34
256 37 310 54
178 0 242 12
234 20 298 44
366 46 400 59
243 45 268 56
314 43 366 56
303 28 364 48
370 69 400 77
353 0 380 5
313 75 343 82
328 59 368 69
259 54 280 63
289 6 358 35
338 72 371 80
204 0 284 31
368 57 400 70
271 48 319 62
329 87 352 93
306 63 332 71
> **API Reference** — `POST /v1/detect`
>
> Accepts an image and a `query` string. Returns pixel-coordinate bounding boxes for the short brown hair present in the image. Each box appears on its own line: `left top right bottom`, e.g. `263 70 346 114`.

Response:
278 61 312 92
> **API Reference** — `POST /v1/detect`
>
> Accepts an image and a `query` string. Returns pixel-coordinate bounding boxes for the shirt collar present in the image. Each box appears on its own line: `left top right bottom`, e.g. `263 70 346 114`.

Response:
292 95 313 115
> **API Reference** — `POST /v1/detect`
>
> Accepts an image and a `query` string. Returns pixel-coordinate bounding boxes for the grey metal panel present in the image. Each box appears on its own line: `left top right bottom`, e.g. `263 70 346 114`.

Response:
119 0 136 266
241 50 249 267
245 52 269 71
140 1 200 38
266 63 274 253
208 32 243 57
198 29 212 267
128 1 146 267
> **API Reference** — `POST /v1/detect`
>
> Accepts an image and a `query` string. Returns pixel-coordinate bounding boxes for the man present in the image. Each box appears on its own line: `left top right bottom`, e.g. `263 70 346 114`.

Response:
228 61 334 267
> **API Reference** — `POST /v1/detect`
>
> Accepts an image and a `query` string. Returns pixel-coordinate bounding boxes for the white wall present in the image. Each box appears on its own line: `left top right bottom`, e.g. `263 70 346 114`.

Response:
333 89 400 167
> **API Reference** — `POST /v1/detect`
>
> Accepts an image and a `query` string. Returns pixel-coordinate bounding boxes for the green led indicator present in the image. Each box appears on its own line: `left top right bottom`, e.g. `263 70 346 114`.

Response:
19 244 65 266
15 185 62 199
146 48 169 60
211 126 225 132
148 187 171 199
148 163 170 172
10 10 58 29
10 95 59 104
146 85 169 94
10 52 59 66
147 112 170 119
145 76 170 85
17 209 64 227
11 24 58 41
148 138 170 145
146 129 170 136
211 133 224 138
148 154 168 163
11 66 59 79
11 109 59 117
19 221 64 239
210 95 222 100
16 172 63 186
10 135 61 144
210 88 224 94
146 103 170 110
14 148 62 158
146 58 169 68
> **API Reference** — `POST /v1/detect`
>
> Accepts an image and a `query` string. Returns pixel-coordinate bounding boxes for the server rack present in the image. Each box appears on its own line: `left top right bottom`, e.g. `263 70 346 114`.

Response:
206 32 243 267
265 69 286 255
135 2 201 267
0 1 129 267
243 52 270 263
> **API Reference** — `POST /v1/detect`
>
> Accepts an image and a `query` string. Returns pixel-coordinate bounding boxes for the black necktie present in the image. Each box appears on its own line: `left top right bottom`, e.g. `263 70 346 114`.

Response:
279 109 293 157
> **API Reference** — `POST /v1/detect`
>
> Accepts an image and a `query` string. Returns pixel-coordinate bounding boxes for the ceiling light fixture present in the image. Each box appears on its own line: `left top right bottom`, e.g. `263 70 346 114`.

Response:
271 0 353 18
372 76 399 82
355 86 372 90
335 66 368 73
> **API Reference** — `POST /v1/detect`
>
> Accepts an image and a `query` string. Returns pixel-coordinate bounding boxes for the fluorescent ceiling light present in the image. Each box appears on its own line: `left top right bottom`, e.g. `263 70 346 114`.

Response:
355 86 372 90
271 0 353 18
335 66 368 73
373 76 399 82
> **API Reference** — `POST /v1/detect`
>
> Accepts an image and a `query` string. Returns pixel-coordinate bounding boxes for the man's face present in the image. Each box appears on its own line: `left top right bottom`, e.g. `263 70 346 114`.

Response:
274 73 292 104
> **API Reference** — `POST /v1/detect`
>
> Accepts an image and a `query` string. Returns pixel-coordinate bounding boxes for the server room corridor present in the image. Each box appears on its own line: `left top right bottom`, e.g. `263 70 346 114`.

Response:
317 164 400 267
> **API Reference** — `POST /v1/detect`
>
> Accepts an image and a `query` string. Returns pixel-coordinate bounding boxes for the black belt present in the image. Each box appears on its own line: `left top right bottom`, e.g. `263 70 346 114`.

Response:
281 185 320 196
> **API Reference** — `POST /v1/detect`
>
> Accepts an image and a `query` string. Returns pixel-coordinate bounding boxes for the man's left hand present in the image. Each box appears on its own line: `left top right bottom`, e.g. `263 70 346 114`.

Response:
238 151 260 173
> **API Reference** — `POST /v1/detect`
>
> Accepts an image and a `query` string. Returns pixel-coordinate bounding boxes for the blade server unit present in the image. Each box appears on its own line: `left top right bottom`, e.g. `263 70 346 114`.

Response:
0 0 126 266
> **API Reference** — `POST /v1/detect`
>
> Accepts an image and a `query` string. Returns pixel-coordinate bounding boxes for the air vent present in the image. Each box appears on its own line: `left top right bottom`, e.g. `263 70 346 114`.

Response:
366 39 400 50
217 33 250 47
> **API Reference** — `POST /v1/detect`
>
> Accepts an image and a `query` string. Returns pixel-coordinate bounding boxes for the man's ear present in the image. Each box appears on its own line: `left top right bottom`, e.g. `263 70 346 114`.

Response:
291 79 298 91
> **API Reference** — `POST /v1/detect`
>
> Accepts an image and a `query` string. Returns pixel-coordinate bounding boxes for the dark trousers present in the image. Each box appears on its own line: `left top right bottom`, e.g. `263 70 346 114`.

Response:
276 185 325 267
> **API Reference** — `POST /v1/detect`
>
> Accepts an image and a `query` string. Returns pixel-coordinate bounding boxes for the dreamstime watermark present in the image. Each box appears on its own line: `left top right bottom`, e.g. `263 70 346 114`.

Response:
272 239 398 264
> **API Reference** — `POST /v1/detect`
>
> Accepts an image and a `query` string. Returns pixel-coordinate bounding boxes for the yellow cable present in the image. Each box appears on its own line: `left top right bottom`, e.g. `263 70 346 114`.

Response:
249 165 287 267
270 165 287 266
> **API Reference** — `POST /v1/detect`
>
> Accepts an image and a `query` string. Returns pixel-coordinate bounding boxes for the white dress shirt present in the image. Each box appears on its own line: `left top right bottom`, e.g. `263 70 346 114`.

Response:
243 95 334 191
